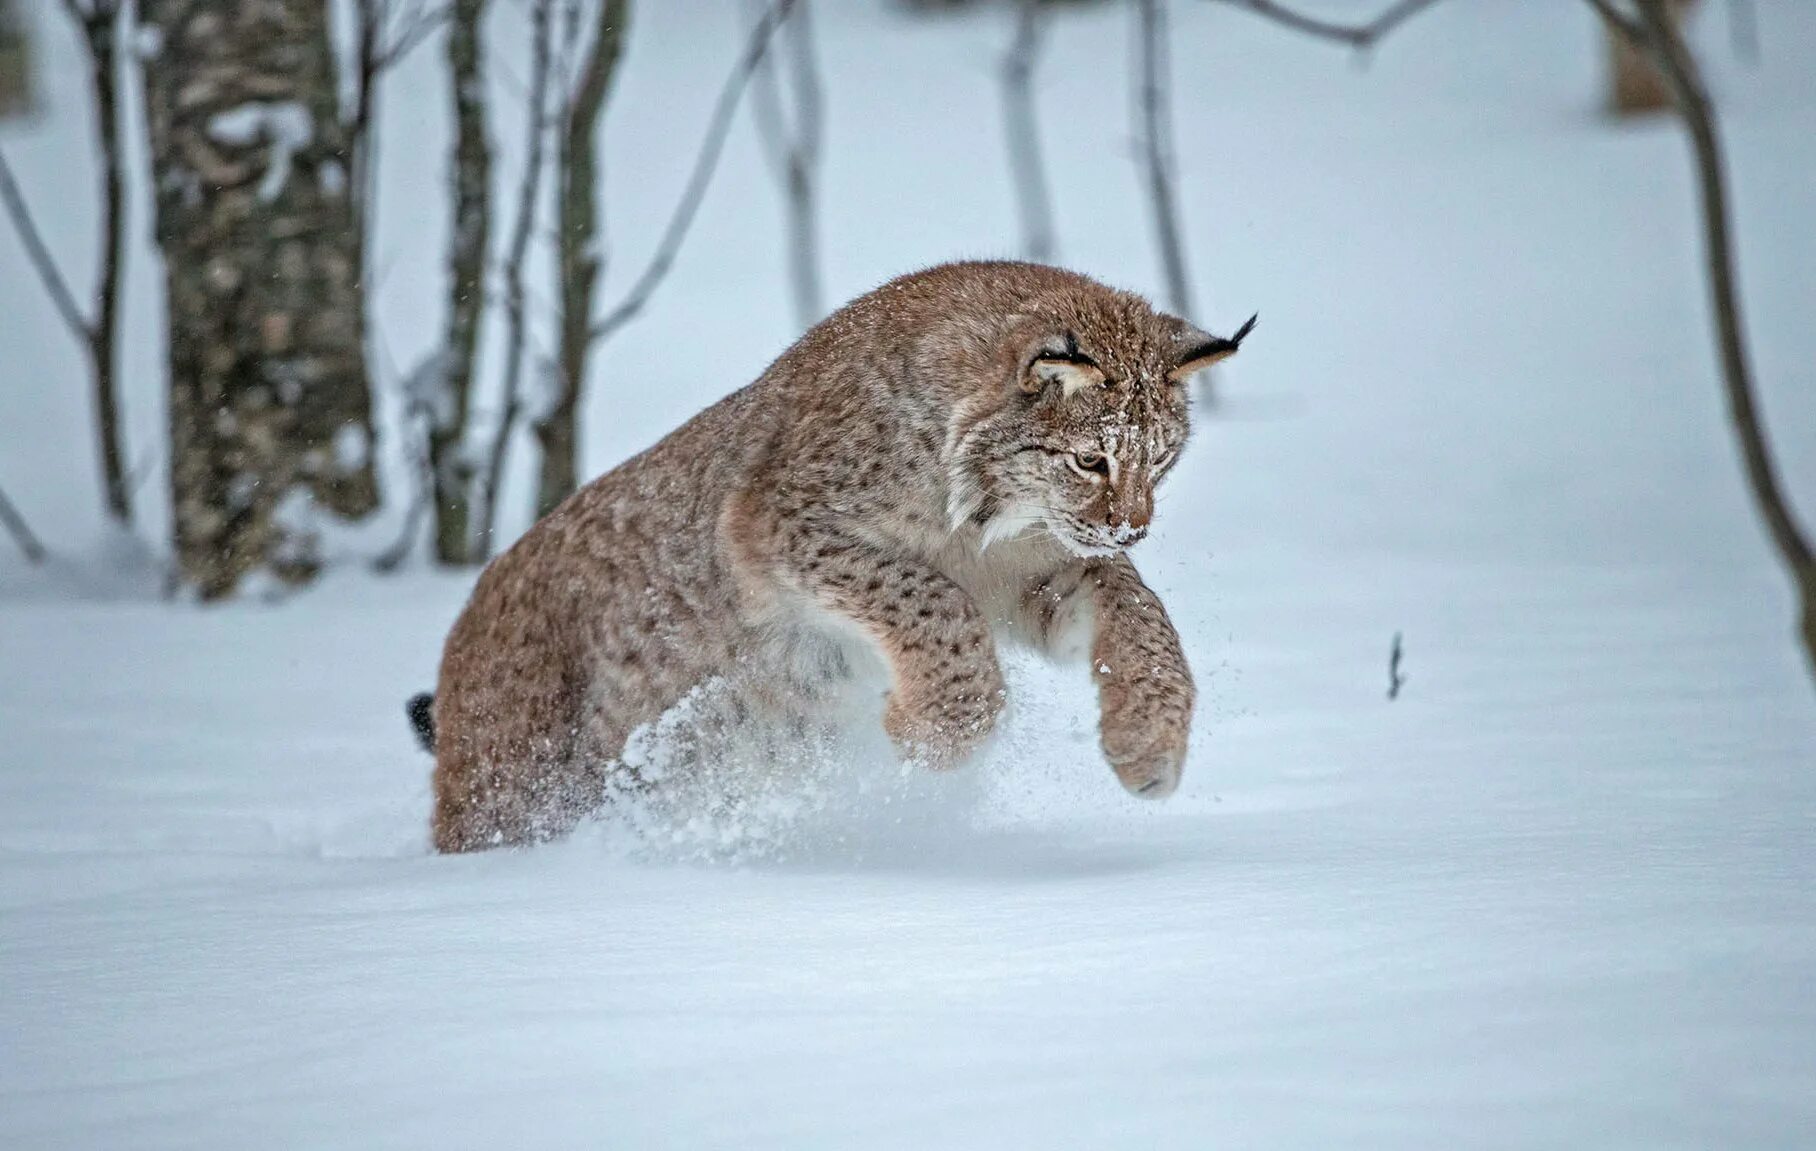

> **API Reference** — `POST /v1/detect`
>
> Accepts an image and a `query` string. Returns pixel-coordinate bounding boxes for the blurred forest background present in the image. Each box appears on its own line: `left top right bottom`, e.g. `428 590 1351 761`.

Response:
0 0 1809 678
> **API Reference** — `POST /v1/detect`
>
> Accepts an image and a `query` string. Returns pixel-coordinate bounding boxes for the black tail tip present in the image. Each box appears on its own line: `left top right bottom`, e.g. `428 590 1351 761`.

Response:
406 692 436 753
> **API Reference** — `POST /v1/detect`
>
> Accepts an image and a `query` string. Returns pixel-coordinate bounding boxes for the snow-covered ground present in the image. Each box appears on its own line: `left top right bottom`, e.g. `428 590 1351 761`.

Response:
4 2 1815 1147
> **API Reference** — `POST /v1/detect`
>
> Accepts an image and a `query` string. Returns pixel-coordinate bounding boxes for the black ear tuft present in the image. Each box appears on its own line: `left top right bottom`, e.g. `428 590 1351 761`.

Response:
1228 312 1259 346
1180 313 1258 364
1169 312 1258 380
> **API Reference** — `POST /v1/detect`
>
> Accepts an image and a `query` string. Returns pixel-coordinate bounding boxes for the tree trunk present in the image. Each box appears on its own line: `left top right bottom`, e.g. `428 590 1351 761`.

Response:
140 0 380 599
537 0 630 521
431 0 492 564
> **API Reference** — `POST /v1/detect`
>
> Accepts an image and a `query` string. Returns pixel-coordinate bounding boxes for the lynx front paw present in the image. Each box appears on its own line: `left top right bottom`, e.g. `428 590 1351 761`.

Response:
1097 676 1190 799
884 680 1005 769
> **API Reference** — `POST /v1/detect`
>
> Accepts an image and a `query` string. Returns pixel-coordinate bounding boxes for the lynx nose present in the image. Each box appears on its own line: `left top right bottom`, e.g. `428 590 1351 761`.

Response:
1109 483 1152 534
1108 522 1147 549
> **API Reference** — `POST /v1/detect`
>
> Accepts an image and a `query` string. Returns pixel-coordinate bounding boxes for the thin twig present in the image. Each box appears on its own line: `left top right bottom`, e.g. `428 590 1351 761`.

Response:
748 0 823 330
1387 631 1405 700
81 0 132 524
8 2 134 525
1001 0 1056 263
588 0 799 344
1208 0 1444 50
0 482 47 564
1134 0 1194 320
0 150 92 343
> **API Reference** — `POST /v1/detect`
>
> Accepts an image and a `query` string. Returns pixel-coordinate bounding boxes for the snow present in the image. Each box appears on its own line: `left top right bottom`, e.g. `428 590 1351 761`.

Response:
332 422 370 472
3 1 1816 1147
205 101 315 202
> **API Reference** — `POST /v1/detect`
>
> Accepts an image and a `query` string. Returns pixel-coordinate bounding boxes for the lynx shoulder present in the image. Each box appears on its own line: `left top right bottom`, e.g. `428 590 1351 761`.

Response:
424 260 1254 851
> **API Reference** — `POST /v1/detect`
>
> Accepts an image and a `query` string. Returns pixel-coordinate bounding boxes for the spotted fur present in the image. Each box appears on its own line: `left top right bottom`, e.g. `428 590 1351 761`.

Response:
426 261 1251 851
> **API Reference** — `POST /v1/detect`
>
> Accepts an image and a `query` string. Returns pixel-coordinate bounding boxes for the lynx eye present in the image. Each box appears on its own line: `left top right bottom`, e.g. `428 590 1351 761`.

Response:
1066 450 1110 478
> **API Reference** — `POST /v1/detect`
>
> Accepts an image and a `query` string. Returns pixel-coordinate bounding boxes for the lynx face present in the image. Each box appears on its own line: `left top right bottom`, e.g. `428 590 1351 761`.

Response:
953 304 1254 558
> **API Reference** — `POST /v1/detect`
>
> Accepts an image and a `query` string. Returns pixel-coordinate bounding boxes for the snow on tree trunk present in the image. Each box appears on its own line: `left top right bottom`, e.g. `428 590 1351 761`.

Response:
140 0 379 599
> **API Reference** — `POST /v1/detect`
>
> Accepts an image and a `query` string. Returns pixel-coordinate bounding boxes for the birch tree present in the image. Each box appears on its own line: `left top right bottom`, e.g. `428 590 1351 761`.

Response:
139 0 380 598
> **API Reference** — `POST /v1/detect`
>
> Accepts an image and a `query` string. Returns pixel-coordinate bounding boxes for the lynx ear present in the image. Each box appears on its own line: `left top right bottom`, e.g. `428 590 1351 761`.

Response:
1021 331 1106 398
1023 357 1106 398
1167 313 1258 382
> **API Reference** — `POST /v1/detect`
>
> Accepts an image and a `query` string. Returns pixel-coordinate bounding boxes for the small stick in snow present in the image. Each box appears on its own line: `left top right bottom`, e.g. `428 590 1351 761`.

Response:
1387 631 1406 700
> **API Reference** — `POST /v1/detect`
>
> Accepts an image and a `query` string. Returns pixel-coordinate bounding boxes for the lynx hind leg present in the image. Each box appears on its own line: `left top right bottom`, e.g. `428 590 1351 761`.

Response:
431 639 598 853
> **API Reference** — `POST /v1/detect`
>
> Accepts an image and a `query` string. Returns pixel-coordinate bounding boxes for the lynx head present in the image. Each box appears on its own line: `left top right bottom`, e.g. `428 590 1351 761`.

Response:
949 283 1255 558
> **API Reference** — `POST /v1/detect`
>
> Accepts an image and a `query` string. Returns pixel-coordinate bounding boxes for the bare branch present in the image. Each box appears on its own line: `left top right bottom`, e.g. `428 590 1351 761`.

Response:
749 0 824 329
475 0 556 555
787 0 823 165
1134 0 1194 319
1207 0 1444 50
3 0 135 526
0 149 93 343
0 482 47 565
82 0 132 524
348 1 444 255
1000 0 1056 262
1609 0 1816 683
588 0 799 344
534 0 631 518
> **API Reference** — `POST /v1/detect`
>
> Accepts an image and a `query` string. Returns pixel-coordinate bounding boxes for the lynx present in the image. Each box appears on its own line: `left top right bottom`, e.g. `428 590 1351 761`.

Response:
416 261 1254 852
